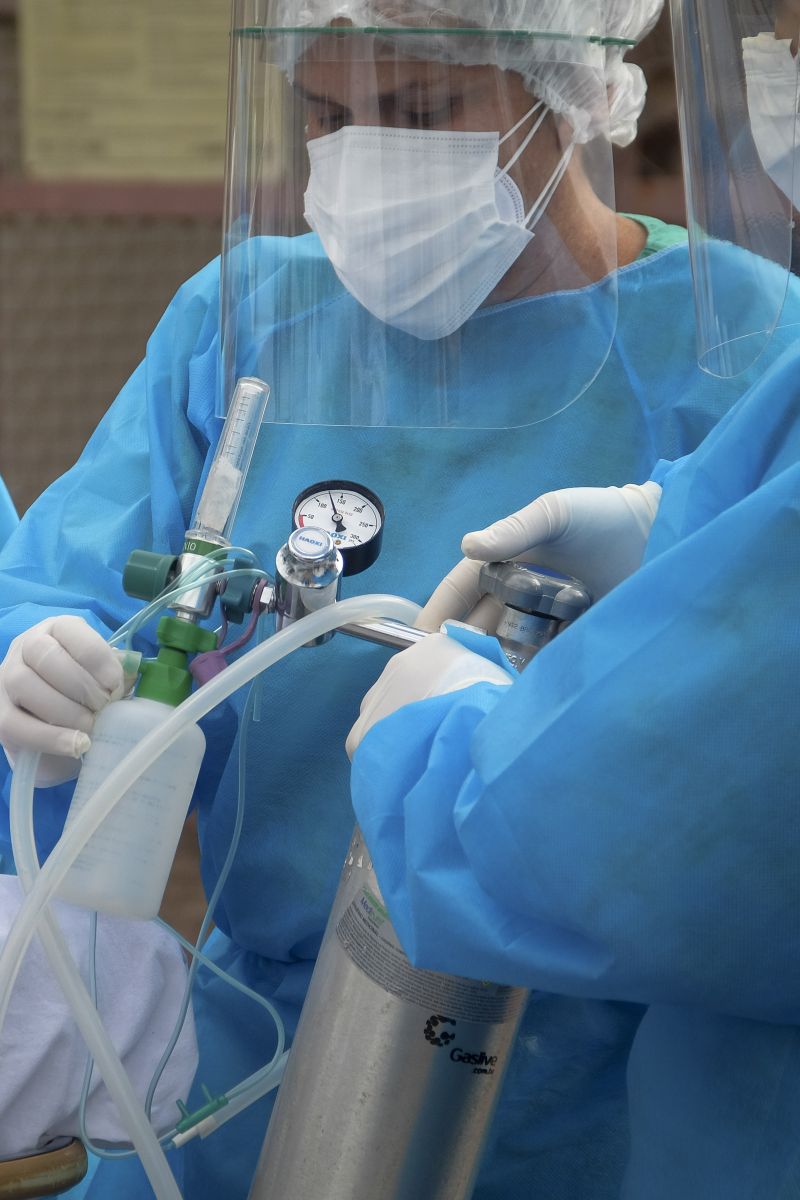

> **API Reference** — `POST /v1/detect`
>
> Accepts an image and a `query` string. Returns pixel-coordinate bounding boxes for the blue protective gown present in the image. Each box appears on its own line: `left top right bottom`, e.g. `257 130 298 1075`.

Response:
351 343 800 1199
0 223 798 1199
0 477 17 549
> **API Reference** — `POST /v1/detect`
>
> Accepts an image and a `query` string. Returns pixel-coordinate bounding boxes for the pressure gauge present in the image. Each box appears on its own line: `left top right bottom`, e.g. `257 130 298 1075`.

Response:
292 480 384 576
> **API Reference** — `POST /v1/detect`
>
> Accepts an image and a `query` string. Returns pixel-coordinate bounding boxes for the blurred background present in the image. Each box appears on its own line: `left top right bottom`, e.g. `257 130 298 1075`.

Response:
0 0 226 515
0 1 685 937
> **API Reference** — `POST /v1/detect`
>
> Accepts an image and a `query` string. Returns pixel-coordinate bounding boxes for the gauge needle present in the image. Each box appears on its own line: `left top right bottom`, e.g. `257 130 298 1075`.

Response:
329 492 346 533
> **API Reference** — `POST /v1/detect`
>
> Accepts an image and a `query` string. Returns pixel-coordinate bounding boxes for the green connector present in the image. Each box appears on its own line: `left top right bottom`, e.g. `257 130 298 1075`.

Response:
175 1085 229 1135
136 616 217 707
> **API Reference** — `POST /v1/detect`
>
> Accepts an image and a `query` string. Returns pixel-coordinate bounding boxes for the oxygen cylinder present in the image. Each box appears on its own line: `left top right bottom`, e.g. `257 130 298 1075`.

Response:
250 823 528 1199
249 564 592 1200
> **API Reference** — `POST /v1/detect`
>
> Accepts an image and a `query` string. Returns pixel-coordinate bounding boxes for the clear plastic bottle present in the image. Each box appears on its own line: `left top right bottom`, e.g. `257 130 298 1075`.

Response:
56 697 206 919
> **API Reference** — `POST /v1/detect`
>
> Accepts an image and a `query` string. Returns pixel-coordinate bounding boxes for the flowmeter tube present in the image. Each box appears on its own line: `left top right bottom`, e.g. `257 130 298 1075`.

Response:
190 377 270 545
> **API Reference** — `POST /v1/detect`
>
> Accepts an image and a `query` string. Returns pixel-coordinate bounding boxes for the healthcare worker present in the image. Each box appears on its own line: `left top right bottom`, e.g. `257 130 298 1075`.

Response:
345 2 800 1195
0 2 799 1197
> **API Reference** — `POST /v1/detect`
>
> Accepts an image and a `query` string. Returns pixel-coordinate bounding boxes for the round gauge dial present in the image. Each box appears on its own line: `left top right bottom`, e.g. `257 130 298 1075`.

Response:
292 480 385 576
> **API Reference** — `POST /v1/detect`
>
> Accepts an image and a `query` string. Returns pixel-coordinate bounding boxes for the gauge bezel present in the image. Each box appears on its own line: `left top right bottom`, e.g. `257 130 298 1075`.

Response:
292 480 385 577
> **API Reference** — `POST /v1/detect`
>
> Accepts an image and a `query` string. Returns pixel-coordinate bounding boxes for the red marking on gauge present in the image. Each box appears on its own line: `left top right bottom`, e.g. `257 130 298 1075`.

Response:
297 515 305 527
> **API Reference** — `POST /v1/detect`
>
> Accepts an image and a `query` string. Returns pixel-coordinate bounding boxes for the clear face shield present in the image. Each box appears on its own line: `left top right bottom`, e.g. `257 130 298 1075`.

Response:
671 0 800 377
219 1 631 428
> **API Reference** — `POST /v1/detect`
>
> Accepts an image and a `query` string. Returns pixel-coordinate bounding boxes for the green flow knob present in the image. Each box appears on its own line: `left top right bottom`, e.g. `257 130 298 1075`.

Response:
123 550 180 602
221 559 262 625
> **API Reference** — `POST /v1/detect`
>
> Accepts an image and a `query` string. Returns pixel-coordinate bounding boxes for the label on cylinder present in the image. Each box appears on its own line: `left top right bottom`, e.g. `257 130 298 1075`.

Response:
336 883 518 1024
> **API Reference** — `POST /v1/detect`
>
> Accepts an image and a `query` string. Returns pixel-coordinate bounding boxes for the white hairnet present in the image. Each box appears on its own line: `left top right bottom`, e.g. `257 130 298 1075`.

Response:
270 0 664 145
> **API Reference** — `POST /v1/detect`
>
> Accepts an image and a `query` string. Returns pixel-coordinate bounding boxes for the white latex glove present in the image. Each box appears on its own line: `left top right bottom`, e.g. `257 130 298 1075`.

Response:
346 632 512 759
418 482 661 632
0 875 198 1157
0 617 126 786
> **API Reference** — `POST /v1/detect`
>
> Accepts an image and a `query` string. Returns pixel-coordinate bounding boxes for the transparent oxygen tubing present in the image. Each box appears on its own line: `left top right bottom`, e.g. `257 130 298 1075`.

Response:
1 592 420 1200
110 545 263 651
78 686 287 1160
79 914 289 1155
155 934 290 1146
143 685 263 1121
3 552 263 1190
105 547 272 1136
9 755 184 1200
4 553 264 1198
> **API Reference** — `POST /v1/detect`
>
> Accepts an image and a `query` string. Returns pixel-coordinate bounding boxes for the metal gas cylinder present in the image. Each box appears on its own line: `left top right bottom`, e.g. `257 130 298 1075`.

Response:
249 563 591 1200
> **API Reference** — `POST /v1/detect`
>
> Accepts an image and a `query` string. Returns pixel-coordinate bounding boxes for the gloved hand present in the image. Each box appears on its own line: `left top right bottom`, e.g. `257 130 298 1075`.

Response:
0 617 125 786
0 875 198 1156
417 482 661 632
346 632 512 759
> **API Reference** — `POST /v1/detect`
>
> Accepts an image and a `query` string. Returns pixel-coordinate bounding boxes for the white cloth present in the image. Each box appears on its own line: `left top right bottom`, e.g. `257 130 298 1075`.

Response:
273 0 664 146
346 632 512 757
743 32 800 208
418 481 661 631
0 876 198 1158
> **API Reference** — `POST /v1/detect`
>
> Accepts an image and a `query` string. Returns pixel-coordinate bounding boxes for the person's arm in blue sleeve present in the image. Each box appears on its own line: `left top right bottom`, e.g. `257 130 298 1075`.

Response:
350 351 800 1027
649 457 680 486
0 258 230 860
0 477 17 548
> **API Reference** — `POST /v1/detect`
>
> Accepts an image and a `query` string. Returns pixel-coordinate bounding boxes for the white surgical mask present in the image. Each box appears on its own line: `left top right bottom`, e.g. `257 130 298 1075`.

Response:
743 33 800 207
303 103 575 339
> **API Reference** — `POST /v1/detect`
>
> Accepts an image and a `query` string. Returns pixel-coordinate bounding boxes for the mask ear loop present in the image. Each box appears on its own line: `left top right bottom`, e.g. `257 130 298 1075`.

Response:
496 101 576 232
523 137 578 231
498 101 548 176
